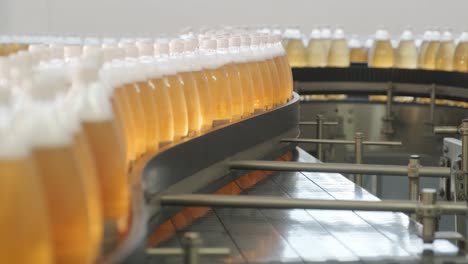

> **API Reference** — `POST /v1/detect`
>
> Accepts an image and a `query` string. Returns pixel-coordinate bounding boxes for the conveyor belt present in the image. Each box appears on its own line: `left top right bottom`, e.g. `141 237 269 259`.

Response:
145 148 459 263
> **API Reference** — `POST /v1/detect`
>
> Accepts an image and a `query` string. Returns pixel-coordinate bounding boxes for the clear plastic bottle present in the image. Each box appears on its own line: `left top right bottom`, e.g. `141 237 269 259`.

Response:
321 25 333 56
418 30 432 68
453 32 468 72
421 30 441 70
229 35 254 117
216 36 243 120
183 38 214 132
283 27 307 67
368 29 394 68
240 35 265 112
395 29 418 69
156 41 189 139
435 30 455 71
254 34 274 109
328 28 350 67
0 110 53 264
271 34 293 104
349 35 367 63
170 38 202 134
306 28 327 67
200 38 233 126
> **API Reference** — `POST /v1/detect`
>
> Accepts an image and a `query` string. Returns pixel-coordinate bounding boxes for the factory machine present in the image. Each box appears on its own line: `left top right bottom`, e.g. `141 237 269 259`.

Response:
106 66 468 264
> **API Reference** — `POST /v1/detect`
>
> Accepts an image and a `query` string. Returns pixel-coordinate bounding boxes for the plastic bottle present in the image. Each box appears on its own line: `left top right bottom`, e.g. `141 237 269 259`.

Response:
395 29 418 69
453 32 468 72
368 28 394 68
328 28 350 67
418 30 432 68
421 30 441 70
435 30 455 71
349 35 367 63
240 35 265 112
283 26 307 67
306 28 327 67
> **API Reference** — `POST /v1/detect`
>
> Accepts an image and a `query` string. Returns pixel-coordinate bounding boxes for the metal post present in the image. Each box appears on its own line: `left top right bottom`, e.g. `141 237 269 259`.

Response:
228 160 451 178
429 84 436 124
408 155 420 220
382 82 394 135
354 132 364 186
459 119 468 250
316 114 324 161
182 232 202 264
420 189 437 243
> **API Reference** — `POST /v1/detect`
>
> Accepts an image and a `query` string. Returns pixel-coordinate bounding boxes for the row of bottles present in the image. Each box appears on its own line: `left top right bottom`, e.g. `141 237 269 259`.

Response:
0 29 293 264
282 26 468 72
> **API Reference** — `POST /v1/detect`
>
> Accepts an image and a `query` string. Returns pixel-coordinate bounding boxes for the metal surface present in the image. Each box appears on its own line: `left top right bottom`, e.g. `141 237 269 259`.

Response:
434 126 459 134
299 121 338 126
146 148 460 263
229 160 450 178
316 114 324 160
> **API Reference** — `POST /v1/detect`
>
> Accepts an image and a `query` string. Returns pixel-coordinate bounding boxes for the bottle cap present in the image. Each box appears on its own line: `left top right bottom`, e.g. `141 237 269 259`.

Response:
169 39 185 54
154 40 170 56
400 29 414 41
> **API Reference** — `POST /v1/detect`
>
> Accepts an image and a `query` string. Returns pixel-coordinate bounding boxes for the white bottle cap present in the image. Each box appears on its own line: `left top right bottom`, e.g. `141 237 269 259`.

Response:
459 32 468 43
169 39 185 54
136 39 154 57
83 44 102 57
229 35 241 47
64 45 83 59
240 34 251 46
309 28 321 40
333 28 346 39
119 40 138 58
374 29 390 40
441 30 453 42
183 38 198 52
348 35 362 48
250 34 261 45
283 27 302 39
321 26 332 39
400 29 414 41
216 36 229 49
431 31 441 41
200 39 217 50
154 41 170 56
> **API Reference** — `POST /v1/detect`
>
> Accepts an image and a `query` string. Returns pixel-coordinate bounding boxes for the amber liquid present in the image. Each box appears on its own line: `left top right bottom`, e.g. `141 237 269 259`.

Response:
83 121 129 220
266 58 282 107
124 84 147 157
112 87 136 163
73 132 102 258
246 62 265 111
453 42 468 72
237 62 255 116
149 78 175 145
137 81 160 152
272 55 288 105
258 60 275 109
369 40 394 68
328 39 350 67
306 40 327 67
350 48 367 63
204 67 233 125
395 41 418 69
179 72 202 134
225 63 244 120
165 75 189 139
0 158 53 264
33 146 96 264
421 41 440 70
435 42 455 71
418 41 430 68
285 39 307 67
279 54 294 103
192 70 214 131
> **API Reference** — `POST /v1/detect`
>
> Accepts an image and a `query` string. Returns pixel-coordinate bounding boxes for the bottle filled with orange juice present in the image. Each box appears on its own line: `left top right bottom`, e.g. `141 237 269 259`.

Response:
283 26 307 67
0 109 53 264
183 37 214 132
321 26 333 56
240 34 265 112
170 38 203 134
368 28 394 68
421 30 440 70
435 30 455 71
328 28 350 67
155 40 189 139
395 29 418 69
453 32 468 72
199 38 233 126
306 28 327 67
271 34 293 104
228 35 255 117
253 34 274 109
349 35 367 63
